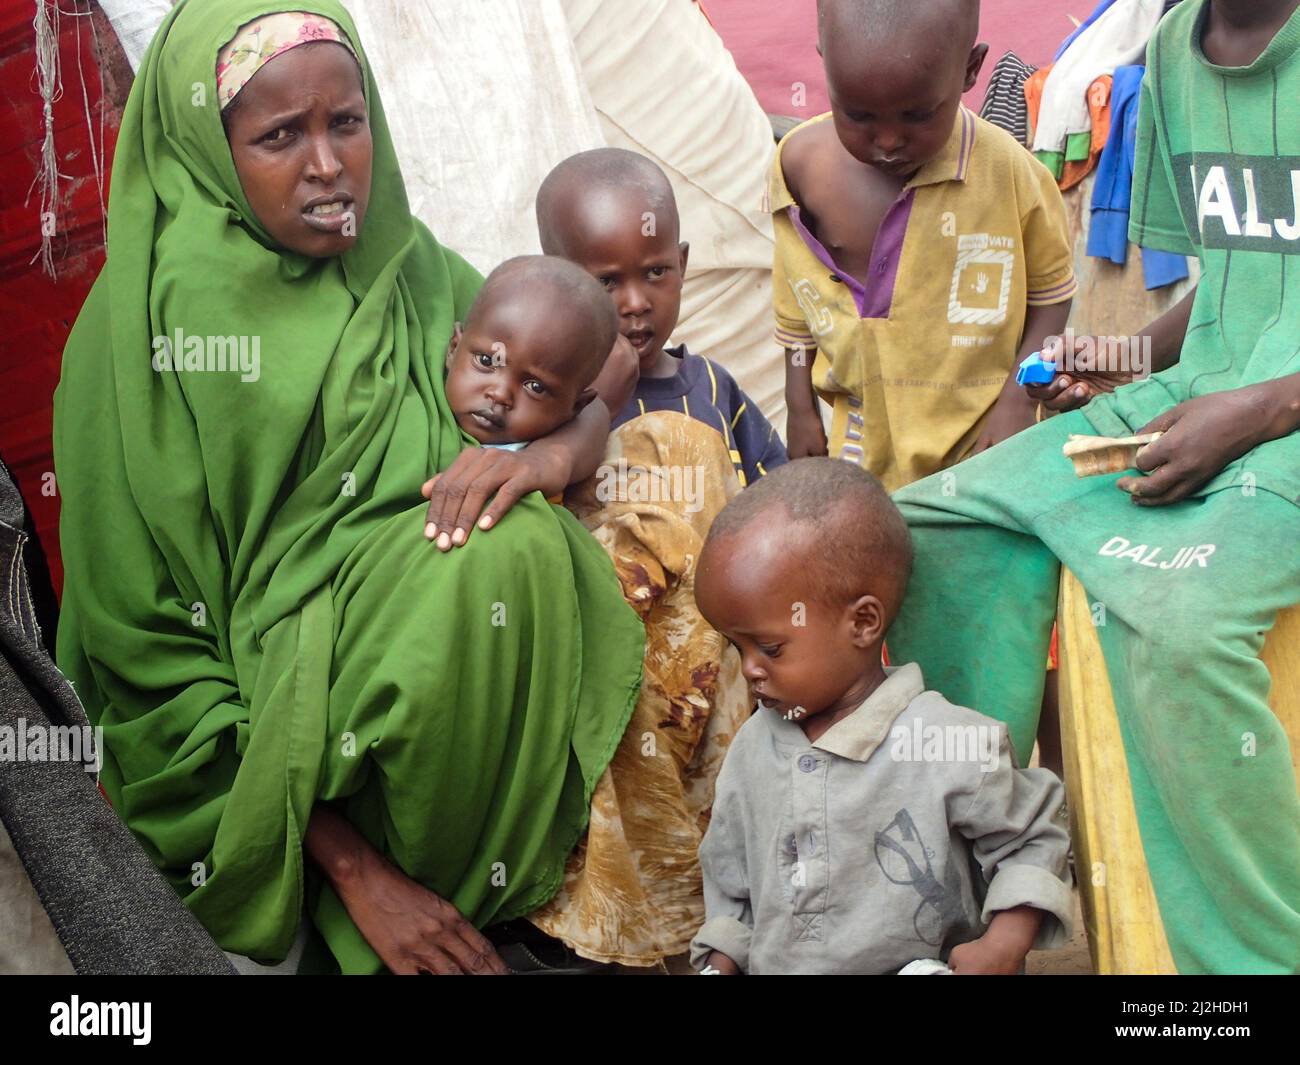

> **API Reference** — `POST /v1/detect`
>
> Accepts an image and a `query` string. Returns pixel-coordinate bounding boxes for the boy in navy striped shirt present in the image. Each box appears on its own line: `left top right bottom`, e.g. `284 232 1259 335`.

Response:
537 149 788 487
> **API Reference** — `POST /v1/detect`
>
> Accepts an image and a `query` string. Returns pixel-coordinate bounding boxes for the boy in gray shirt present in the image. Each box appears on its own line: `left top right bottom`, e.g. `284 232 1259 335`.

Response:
691 459 1072 974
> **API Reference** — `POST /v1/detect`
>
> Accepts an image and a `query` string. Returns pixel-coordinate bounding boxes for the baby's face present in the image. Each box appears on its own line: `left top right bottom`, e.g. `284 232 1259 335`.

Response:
444 293 594 446
695 517 878 726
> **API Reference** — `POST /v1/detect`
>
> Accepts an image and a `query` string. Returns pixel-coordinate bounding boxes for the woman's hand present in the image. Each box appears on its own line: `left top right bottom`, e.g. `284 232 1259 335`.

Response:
1117 383 1287 507
305 805 508 975
334 848 509 975
422 444 567 551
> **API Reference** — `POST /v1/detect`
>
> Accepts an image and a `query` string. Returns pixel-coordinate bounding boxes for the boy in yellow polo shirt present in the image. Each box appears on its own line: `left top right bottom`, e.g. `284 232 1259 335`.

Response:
776 0 1076 490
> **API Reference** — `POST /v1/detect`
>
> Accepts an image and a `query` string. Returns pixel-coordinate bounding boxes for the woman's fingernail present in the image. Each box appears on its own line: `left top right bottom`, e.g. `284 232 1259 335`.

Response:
437 532 451 550
452 527 466 546
425 522 436 540
479 514 493 530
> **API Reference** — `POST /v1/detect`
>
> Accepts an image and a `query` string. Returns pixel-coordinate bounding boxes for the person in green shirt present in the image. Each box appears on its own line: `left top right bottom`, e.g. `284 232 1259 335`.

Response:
887 0 1300 973
54 0 644 974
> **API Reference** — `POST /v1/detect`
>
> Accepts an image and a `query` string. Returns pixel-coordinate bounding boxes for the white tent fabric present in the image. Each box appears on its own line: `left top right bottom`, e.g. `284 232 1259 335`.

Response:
98 0 603 271
96 0 783 426
95 0 172 71
348 1 604 271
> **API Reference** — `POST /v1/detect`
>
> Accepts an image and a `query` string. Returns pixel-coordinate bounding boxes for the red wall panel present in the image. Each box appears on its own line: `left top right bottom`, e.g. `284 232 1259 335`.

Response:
0 1 130 596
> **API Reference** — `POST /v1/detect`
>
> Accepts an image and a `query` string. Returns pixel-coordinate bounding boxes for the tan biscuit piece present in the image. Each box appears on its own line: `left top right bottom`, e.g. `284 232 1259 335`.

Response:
1062 432 1164 478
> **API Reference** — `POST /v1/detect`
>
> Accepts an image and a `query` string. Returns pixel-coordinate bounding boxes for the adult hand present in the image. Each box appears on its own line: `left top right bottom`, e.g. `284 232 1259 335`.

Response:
422 444 565 551
786 405 829 459
1117 387 1273 507
1026 333 1143 412
973 390 1037 453
332 845 509 975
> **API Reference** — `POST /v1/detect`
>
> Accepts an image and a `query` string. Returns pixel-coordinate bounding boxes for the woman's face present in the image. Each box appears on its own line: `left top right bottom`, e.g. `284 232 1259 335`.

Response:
224 42 372 257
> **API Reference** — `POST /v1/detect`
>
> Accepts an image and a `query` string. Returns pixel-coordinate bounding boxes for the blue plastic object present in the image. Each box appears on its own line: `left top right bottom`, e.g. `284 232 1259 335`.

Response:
1015 351 1056 387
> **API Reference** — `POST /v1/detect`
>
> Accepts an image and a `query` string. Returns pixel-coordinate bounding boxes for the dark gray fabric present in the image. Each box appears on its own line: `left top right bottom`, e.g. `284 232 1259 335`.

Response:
0 459 233 974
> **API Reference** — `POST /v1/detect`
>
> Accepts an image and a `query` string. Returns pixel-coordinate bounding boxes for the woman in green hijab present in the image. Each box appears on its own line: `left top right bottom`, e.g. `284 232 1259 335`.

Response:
53 0 643 975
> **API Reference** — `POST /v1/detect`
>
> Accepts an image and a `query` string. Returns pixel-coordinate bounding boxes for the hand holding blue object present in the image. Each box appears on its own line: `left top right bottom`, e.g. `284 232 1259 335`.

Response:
1016 351 1056 387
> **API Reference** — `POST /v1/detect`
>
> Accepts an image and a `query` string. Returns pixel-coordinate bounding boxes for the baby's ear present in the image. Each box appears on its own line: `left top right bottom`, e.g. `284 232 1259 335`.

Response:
678 241 691 275
849 593 886 648
446 323 463 366
574 386 599 412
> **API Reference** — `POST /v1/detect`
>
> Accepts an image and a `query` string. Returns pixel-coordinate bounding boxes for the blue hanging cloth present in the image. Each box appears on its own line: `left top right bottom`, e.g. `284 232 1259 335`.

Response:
1087 64 1189 290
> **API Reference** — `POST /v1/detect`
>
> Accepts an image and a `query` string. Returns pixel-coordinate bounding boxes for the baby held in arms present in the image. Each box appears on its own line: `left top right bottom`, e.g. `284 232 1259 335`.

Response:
445 255 619 451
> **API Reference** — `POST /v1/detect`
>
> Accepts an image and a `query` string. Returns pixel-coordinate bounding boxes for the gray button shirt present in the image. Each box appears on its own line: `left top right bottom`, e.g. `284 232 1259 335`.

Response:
690 664 1072 974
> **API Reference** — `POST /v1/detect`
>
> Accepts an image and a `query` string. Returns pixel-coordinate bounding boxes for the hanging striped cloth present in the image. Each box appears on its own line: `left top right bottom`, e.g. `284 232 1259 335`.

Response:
979 50 1037 149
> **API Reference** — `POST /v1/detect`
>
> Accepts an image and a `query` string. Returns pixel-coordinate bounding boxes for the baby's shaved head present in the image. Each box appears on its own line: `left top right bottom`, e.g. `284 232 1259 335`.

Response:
818 0 979 53
536 148 680 256
707 458 913 623
467 254 617 382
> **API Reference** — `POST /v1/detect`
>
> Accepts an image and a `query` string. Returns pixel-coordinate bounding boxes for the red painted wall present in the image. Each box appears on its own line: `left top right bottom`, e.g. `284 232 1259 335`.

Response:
0 0 128 595
702 0 1086 118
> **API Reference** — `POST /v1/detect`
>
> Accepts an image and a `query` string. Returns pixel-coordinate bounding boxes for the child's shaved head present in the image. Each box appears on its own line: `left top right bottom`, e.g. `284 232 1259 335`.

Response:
815 0 986 177
708 457 913 622
818 0 979 56
696 458 912 723
466 254 617 380
536 148 680 256
445 254 616 446
534 148 691 379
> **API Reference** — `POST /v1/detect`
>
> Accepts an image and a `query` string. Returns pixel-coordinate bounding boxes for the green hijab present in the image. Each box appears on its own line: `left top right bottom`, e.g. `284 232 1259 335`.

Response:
54 0 642 971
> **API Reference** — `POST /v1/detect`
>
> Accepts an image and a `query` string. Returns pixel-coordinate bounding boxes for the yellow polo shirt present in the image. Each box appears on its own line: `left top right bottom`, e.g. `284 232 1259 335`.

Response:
771 107 1076 491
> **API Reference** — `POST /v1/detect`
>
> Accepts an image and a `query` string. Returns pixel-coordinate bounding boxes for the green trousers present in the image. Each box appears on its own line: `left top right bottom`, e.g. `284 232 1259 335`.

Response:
889 410 1300 974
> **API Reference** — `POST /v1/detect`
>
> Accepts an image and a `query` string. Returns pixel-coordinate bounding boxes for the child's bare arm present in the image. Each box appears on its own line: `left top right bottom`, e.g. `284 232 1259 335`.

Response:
948 905 1044 975
785 345 829 458
974 299 1073 452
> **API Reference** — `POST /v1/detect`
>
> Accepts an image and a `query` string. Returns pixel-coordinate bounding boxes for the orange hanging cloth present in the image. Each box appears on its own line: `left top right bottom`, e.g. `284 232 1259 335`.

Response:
1025 65 1114 191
